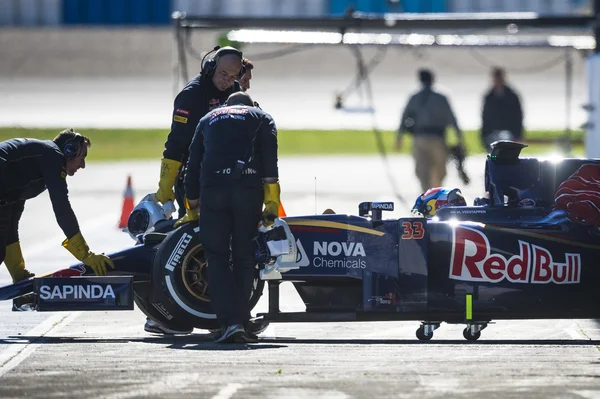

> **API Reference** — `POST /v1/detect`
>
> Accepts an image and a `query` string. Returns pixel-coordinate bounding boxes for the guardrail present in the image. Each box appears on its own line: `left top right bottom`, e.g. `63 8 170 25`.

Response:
0 0 590 26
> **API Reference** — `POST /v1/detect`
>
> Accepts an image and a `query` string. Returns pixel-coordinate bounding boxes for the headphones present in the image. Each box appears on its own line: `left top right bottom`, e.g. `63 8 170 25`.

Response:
201 46 246 79
62 133 83 159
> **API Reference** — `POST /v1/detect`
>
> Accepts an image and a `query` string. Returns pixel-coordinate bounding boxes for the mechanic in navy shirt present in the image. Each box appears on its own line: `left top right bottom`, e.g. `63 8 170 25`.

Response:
155 46 244 221
185 91 280 343
0 129 114 286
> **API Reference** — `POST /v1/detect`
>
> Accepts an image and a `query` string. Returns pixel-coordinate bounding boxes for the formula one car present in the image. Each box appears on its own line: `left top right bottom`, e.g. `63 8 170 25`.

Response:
1 141 599 341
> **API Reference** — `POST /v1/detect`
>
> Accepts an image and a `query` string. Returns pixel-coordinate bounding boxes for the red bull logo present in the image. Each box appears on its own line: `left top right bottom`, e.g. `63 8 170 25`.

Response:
450 226 580 284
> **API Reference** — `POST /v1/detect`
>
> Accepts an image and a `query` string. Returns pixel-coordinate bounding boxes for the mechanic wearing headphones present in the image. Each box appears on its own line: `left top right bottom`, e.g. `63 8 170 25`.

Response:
0 129 114 309
148 46 244 335
185 91 280 343
156 46 244 223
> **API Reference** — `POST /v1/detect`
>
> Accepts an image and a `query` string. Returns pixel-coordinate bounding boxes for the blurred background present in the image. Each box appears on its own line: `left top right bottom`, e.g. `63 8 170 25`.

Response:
0 0 597 158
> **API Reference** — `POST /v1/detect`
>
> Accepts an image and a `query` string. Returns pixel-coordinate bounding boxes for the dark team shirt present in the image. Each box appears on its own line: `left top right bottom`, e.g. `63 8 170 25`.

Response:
481 85 524 139
0 138 80 238
162 73 238 163
185 105 279 200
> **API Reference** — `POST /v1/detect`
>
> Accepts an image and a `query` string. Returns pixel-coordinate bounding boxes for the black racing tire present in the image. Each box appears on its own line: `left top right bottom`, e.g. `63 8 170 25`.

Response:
148 222 265 330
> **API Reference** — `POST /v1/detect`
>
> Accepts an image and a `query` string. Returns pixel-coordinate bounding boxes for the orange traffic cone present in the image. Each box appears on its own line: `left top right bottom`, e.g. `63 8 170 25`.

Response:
118 175 135 228
278 201 286 217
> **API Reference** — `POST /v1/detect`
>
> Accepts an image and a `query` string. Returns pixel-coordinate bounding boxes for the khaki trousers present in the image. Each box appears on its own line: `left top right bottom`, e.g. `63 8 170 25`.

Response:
412 135 448 193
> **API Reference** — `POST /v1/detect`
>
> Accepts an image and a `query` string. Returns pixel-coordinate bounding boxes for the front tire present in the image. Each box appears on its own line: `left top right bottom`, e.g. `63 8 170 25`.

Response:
148 223 264 330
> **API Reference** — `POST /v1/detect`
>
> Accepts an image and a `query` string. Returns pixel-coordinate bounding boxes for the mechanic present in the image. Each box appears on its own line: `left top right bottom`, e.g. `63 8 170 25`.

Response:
146 46 244 335
397 69 465 192
185 91 280 343
481 67 524 152
155 46 244 221
0 129 115 309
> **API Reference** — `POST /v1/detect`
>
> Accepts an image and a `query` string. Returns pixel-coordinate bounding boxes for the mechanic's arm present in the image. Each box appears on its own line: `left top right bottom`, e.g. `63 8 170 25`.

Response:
445 96 465 147
397 96 416 151
481 94 491 137
515 93 524 140
258 115 280 226
184 120 205 203
43 161 114 276
157 90 205 205
175 121 205 227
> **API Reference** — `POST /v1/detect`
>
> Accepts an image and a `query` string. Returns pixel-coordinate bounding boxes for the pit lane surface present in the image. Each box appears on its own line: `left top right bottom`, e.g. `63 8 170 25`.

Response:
0 157 599 398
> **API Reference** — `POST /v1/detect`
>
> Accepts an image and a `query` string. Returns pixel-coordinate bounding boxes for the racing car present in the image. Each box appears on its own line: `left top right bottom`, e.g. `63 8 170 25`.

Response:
1 141 599 341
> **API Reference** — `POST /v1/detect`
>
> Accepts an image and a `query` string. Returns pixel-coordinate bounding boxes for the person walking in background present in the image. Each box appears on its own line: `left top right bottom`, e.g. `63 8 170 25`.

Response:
481 67 524 152
396 69 465 192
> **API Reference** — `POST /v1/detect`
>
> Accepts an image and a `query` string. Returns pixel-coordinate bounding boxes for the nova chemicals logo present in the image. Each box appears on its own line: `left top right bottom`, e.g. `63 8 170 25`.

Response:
39 284 116 300
312 241 367 269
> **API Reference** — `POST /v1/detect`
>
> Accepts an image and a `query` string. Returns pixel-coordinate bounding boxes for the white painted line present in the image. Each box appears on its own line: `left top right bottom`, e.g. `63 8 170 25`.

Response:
0 312 81 378
564 327 587 340
103 373 201 399
212 383 243 399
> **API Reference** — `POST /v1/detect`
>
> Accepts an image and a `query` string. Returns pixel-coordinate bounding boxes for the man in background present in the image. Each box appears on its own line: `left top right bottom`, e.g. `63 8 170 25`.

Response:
239 57 254 92
481 67 524 152
397 69 465 192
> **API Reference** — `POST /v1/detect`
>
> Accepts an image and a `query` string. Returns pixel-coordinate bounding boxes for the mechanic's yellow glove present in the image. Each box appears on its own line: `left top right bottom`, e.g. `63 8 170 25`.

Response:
262 182 281 227
4 242 35 283
174 199 200 228
156 158 182 205
62 232 115 276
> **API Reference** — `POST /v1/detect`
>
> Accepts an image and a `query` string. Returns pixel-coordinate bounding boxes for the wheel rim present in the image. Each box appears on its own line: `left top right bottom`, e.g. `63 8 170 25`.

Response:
181 244 210 302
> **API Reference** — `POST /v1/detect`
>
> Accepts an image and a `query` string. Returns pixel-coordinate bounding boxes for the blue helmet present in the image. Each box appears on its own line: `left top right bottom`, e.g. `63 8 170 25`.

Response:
412 187 467 217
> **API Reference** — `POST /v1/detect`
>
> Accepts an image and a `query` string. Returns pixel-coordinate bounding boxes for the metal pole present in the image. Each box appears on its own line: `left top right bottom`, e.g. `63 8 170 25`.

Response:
595 0 600 53
565 48 573 155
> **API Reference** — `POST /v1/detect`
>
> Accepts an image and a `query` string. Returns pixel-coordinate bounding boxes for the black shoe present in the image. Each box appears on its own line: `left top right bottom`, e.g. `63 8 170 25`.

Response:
12 294 35 312
247 319 270 335
243 331 259 343
214 324 246 344
144 319 193 335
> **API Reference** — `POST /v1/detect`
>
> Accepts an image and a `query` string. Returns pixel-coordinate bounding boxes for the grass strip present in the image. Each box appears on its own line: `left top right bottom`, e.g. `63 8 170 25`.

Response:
0 127 585 161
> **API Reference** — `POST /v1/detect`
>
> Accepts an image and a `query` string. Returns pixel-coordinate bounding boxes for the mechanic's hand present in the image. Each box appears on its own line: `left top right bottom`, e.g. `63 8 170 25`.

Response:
156 158 182 204
81 252 115 276
174 207 199 228
262 182 281 227
62 231 115 276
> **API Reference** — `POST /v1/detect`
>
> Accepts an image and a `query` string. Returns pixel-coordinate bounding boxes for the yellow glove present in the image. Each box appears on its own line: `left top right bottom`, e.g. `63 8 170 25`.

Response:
262 182 281 227
62 232 115 276
174 198 200 228
156 158 182 205
4 242 35 283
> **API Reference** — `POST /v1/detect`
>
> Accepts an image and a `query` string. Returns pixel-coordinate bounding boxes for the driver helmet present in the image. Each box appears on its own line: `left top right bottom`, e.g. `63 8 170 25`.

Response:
412 187 467 217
